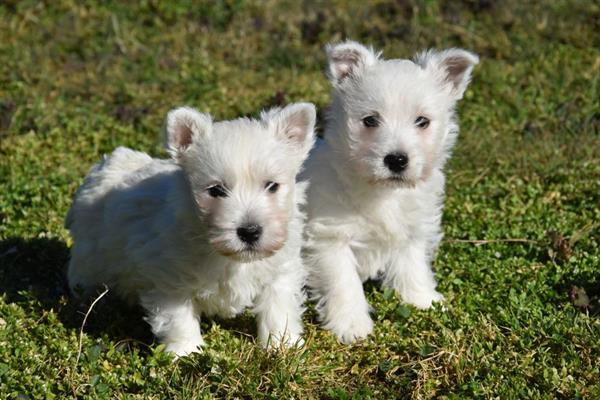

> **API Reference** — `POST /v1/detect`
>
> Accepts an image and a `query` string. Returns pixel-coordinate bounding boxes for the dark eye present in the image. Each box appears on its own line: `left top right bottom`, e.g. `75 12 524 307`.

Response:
362 115 380 128
415 116 430 129
265 181 279 193
207 184 227 198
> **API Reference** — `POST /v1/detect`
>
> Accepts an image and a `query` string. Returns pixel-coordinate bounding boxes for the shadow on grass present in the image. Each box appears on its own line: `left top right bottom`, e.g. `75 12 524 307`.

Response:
0 237 153 350
0 237 262 351
552 274 600 317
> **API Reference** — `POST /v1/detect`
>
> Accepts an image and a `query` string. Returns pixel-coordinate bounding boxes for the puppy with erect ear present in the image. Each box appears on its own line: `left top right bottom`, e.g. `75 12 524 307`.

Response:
66 102 316 357
302 41 478 344
260 102 318 165
325 40 381 85
414 48 479 100
164 106 212 157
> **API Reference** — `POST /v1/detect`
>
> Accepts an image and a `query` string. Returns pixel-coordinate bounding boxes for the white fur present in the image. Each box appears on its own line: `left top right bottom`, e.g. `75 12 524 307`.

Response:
66 103 317 356
303 41 478 343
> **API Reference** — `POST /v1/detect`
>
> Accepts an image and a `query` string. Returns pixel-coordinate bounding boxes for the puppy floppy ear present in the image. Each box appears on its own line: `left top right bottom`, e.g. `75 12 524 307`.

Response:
164 107 212 157
415 48 479 100
326 40 379 86
263 102 316 157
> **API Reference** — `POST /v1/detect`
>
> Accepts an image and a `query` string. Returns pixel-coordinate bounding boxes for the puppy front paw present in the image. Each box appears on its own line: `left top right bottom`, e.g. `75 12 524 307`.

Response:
324 311 374 344
164 338 204 358
402 289 444 310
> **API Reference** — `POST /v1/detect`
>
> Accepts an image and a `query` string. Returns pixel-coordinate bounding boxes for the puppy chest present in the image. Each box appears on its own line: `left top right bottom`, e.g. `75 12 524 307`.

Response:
353 212 413 246
192 273 260 318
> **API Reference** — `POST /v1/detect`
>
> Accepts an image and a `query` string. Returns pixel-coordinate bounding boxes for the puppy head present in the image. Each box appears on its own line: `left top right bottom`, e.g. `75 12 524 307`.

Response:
327 40 478 187
165 103 316 262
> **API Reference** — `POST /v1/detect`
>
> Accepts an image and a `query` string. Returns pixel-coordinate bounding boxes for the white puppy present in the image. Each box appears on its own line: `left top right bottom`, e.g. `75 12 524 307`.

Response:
303 41 478 343
66 103 316 356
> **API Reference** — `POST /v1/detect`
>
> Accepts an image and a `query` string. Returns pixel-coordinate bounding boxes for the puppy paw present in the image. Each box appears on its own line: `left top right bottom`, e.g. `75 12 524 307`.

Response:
402 289 444 310
324 311 374 344
164 338 204 358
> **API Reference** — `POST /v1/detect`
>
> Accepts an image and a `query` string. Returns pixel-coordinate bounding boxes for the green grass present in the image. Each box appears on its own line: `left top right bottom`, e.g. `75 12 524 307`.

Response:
1 0 598 398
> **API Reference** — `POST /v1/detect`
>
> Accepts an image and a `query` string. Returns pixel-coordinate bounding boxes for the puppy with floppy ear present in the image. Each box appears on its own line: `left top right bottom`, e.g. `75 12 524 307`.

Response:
303 41 478 343
66 103 316 356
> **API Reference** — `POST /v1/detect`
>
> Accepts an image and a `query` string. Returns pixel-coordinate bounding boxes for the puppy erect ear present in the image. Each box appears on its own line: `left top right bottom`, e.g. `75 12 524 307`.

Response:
415 48 479 100
165 107 212 157
263 102 316 156
326 40 379 85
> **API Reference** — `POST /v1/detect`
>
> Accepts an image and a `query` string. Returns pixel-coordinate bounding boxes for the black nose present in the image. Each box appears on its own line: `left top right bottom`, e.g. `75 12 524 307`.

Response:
237 224 262 245
384 152 409 174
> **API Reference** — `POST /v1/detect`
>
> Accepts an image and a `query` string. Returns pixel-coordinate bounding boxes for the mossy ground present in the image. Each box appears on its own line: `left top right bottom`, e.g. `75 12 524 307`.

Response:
1 1 598 398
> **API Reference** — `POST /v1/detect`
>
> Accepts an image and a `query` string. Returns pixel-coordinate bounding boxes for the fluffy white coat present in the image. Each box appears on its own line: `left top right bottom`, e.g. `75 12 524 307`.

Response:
303 41 478 343
67 103 317 356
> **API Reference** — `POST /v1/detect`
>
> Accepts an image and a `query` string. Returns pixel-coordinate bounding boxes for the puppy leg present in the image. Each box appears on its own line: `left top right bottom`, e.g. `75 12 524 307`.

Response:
141 292 204 357
385 242 443 309
309 245 373 343
254 270 305 349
